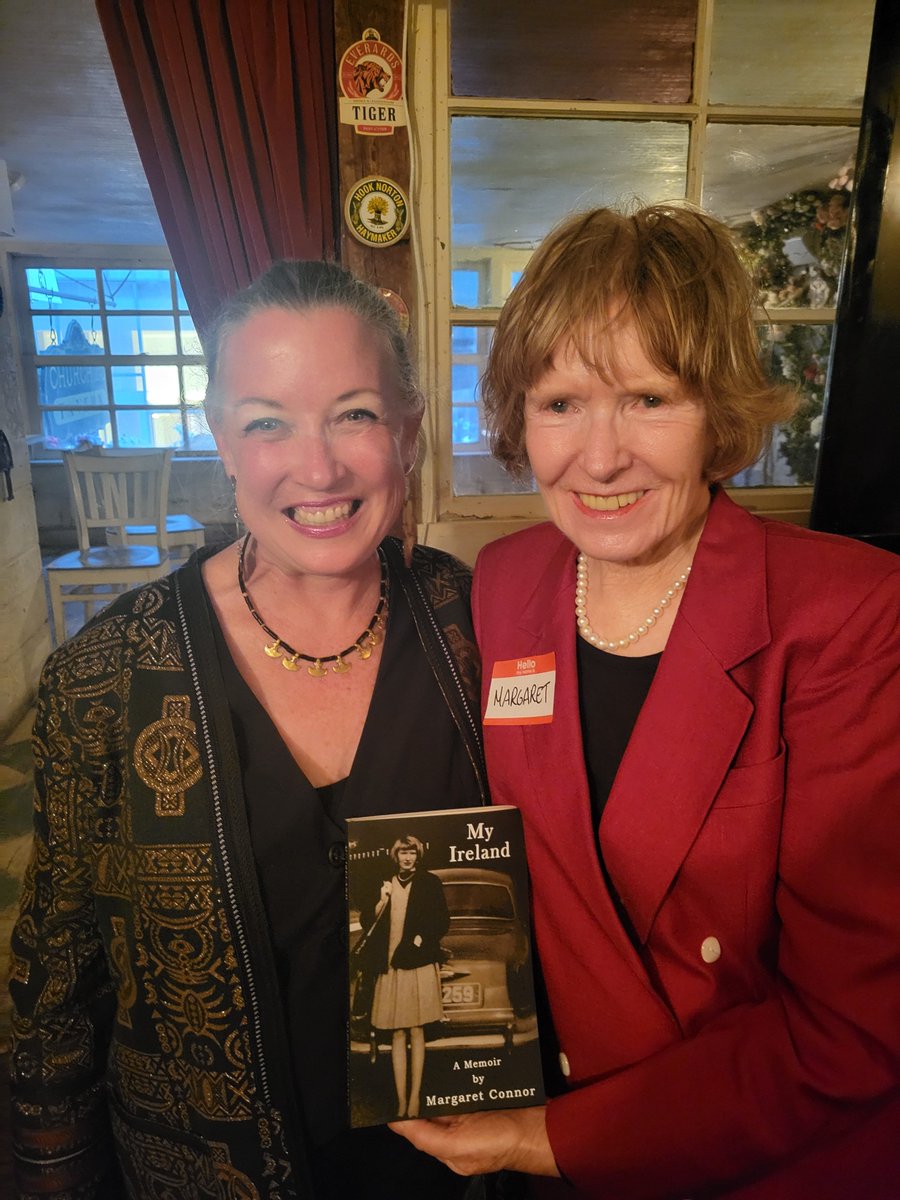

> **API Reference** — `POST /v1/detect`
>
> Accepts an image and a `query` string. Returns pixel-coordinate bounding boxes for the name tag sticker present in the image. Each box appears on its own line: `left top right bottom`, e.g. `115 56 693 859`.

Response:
484 652 556 726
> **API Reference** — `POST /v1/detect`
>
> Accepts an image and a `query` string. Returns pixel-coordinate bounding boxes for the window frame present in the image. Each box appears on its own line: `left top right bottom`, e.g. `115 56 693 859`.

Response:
408 0 866 525
12 249 212 457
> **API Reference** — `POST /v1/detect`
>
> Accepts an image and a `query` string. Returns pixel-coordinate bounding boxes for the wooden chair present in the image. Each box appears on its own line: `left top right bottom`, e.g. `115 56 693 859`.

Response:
99 448 205 555
46 449 175 644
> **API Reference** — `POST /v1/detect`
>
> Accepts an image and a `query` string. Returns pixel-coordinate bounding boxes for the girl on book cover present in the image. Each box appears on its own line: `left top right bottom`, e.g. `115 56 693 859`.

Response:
364 833 450 1119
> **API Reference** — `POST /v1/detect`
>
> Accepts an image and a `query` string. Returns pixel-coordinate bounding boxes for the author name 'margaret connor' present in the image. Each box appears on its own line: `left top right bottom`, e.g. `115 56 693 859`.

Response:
426 1087 538 1108
449 820 511 862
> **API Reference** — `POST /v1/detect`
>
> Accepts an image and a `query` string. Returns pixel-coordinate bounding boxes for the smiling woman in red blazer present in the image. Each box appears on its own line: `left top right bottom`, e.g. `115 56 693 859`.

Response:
393 206 900 1198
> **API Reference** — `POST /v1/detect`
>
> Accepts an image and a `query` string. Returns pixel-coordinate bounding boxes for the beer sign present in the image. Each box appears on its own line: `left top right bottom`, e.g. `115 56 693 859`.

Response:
338 28 407 136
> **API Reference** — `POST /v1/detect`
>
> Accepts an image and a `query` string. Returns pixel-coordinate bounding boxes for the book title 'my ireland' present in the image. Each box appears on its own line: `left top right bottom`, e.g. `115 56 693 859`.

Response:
449 820 510 862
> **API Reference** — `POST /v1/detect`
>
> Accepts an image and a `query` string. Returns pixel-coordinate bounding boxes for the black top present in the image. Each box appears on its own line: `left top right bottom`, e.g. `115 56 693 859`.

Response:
209 567 478 1200
576 636 661 827
576 636 660 950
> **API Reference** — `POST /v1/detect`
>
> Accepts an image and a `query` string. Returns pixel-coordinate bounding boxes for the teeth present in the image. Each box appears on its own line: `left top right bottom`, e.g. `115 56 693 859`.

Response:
579 490 644 511
290 502 354 526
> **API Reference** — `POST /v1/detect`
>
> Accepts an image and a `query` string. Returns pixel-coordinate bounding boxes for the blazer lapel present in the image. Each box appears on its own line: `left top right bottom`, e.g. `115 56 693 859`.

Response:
600 491 772 944
512 537 661 969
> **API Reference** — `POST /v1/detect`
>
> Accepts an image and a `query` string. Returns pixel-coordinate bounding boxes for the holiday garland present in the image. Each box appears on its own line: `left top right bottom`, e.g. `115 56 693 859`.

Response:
734 177 852 484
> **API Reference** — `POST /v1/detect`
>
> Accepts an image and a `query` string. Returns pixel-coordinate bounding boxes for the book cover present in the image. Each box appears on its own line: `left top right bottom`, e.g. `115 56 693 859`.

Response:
347 805 545 1127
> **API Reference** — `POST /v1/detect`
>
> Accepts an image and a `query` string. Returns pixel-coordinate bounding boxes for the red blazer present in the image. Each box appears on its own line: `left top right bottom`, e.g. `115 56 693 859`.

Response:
472 490 900 1199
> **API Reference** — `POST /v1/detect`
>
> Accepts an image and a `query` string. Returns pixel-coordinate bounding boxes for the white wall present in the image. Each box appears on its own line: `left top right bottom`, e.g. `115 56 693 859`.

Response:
0 248 51 738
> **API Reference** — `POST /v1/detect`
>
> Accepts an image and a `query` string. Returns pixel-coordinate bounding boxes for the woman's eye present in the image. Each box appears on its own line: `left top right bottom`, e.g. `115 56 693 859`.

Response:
244 416 281 434
342 408 378 423
548 399 570 414
640 394 665 410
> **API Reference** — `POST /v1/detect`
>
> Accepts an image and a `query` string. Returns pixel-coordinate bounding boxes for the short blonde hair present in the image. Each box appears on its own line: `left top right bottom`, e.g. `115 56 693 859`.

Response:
482 204 797 481
390 835 425 864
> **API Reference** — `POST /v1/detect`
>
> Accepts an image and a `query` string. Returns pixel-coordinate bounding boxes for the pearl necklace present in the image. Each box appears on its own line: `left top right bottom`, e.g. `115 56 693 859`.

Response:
238 534 388 677
575 552 691 652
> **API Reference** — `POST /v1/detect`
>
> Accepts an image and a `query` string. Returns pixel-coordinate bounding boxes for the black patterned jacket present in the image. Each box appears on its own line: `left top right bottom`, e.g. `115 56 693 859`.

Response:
9 539 486 1199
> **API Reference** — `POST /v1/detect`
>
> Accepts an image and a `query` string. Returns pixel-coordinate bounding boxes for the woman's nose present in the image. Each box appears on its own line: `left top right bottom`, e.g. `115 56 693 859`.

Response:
292 429 342 489
579 413 632 480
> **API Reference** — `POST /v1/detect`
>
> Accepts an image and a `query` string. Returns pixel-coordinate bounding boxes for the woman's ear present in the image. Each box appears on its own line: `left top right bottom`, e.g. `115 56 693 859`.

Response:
210 420 236 480
401 408 424 475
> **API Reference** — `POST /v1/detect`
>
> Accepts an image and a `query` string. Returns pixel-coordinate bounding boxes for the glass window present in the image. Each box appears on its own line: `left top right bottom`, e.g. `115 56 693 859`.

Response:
452 363 482 446
179 316 203 356
111 364 180 406
452 267 482 309
26 267 100 311
107 315 178 356
703 124 857 306
450 0 696 103
729 323 834 488
20 261 207 452
436 0 876 504
102 268 175 310
32 315 104 354
452 117 690 308
37 365 107 409
709 0 876 107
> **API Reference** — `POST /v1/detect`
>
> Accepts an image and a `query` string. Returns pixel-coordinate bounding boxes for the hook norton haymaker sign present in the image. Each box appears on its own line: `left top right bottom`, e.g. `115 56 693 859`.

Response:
344 176 410 248
338 28 407 136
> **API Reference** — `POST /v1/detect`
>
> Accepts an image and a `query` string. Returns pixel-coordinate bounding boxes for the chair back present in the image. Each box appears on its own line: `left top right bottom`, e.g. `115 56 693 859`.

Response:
62 449 173 553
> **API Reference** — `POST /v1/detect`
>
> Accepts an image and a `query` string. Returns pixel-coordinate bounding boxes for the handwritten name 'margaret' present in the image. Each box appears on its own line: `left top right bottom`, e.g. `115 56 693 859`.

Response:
491 680 551 709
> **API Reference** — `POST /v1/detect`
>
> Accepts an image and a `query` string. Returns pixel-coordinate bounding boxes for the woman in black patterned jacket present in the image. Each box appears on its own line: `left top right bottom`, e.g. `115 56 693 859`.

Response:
10 262 487 1200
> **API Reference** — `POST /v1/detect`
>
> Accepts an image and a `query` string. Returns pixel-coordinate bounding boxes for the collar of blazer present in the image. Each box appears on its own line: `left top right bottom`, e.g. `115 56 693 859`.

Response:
509 488 774 945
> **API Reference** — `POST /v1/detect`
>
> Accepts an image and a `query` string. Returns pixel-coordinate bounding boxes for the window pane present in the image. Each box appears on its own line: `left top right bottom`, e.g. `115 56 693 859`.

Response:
27 267 99 311
107 315 177 355
729 324 832 487
452 325 478 354
452 117 689 306
709 0 876 107
450 0 696 103
33 315 104 354
102 269 174 310
41 409 111 450
37 364 107 408
116 408 186 449
703 124 857 306
178 316 203 356
452 268 483 308
452 364 483 447
185 405 217 451
182 364 208 406
175 276 189 311
111 365 181 407
451 326 535 496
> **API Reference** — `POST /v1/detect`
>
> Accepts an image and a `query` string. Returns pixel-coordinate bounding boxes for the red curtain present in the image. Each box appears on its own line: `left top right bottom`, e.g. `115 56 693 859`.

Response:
95 0 339 338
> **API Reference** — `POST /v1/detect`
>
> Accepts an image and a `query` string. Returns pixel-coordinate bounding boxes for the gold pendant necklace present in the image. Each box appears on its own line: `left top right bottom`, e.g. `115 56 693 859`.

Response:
237 534 388 677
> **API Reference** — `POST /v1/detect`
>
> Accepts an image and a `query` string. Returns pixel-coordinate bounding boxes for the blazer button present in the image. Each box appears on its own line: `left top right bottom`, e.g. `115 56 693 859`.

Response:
328 842 346 868
558 1051 571 1078
701 936 722 963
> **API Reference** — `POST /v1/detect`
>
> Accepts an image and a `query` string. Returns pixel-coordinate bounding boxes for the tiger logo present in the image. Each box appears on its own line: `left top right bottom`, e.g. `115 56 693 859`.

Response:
353 59 391 97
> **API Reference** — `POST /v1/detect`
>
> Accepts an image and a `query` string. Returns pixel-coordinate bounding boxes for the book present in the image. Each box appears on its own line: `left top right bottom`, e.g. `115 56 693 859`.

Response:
346 804 545 1127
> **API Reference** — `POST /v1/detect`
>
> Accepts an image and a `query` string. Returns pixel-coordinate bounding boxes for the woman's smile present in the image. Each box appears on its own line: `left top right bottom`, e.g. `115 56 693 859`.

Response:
575 489 646 514
213 306 420 581
524 320 711 570
285 498 361 532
